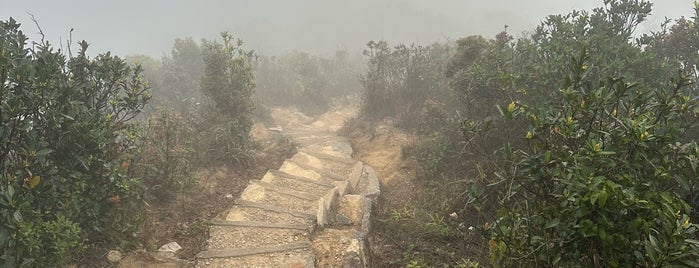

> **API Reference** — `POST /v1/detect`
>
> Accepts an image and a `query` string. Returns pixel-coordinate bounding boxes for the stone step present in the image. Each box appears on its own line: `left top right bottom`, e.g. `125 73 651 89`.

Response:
291 151 356 177
284 125 330 133
239 183 317 213
209 219 309 231
199 248 315 267
268 169 335 188
285 159 346 181
303 142 354 158
299 149 358 165
261 170 334 198
206 224 309 250
250 180 318 201
233 199 316 222
278 160 329 182
291 136 349 147
224 203 313 227
197 240 312 259
283 130 336 138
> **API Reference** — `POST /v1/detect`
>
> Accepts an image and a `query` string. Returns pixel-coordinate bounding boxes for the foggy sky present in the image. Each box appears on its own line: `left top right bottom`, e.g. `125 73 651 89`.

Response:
0 0 695 57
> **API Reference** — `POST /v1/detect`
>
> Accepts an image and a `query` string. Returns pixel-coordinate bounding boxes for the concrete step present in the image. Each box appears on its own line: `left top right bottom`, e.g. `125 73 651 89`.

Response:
198 242 314 268
224 203 314 227
285 159 346 181
206 223 309 249
290 136 349 147
209 219 309 231
278 160 331 182
239 183 318 213
261 170 334 198
303 142 354 158
232 199 316 222
299 149 358 165
250 180 318 201
291 151 356 177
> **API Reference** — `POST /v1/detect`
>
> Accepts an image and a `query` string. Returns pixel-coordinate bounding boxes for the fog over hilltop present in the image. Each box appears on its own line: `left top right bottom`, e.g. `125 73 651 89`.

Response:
0 0 694 56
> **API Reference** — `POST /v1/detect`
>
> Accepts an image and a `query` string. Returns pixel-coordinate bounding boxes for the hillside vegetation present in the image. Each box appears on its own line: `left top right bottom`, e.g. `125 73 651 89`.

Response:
346 0 699 266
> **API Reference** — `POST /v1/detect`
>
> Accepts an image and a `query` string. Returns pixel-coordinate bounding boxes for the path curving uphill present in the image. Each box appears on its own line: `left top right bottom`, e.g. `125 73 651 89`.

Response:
195 113 380 267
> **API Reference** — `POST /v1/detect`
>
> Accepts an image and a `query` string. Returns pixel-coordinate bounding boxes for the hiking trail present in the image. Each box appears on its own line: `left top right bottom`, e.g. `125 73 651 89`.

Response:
195 104 380 267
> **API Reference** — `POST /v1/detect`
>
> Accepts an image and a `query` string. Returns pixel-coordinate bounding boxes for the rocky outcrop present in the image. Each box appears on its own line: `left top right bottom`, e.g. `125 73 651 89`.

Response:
196 123 379 267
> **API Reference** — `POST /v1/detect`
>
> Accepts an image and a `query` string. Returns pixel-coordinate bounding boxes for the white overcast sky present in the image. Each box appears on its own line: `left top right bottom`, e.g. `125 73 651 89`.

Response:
0 1 695 57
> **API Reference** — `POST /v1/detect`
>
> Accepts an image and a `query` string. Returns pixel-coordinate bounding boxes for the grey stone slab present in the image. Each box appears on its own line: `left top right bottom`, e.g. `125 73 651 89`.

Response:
234 199 316 221
197 241 312 259
287 159 346 181
299 149 358 165
250 180 318 201
209 219 309 231
225 204 313 226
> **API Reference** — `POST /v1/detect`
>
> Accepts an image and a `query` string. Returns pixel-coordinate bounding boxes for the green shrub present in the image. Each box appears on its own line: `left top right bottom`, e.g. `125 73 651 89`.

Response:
136 106 194 201
360 41 453 128
486 50 699 267
197 32 256 166
0 18 149 266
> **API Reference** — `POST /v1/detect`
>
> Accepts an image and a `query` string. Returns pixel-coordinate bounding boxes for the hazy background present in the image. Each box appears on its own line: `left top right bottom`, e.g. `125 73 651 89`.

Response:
0 0 695 57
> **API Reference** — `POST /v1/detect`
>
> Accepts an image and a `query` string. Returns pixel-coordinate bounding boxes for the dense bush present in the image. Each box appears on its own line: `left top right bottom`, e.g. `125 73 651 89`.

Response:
360 41 454 129
449 1 699 266
254 50 361 115
136 106 194 202
0 18 149 266
353 0 699 266
196 32 256 166
486 52 699 267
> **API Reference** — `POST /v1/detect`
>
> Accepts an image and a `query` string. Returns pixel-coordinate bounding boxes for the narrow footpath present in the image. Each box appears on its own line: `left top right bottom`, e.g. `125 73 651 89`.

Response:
195 109 380 267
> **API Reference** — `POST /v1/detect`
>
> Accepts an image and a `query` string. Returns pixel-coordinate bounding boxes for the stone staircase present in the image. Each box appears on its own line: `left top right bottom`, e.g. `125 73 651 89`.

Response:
195 123 380 267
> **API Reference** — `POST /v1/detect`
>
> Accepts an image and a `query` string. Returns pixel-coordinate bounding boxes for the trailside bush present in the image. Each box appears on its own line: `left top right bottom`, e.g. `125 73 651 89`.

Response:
446 1 699 266
360 41 453 129
0 18 150 266
487 50 699 266
197 32 256 166
136 106 194 202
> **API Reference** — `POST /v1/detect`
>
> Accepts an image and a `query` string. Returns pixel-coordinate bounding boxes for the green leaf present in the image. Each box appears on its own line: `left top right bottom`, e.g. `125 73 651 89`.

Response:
27 176 40 189
545 218 560 229
61 113 74 121
649 234 659 249
674 175 690 191
12 211 21 223
598 190 608 207
35 149 53 156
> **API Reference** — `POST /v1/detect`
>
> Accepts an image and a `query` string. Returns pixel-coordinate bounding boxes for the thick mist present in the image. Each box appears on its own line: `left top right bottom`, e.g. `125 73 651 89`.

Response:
0 0 694 57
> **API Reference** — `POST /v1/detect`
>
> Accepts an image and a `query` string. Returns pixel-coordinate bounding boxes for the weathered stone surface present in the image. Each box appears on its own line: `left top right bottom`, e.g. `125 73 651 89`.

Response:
207 225 308 249
347 162 364 192
359 165 381 200
317 188 339 228
288 159 346 181
233 199 316 221
197 241 312 259
209 219 308 231
196 120 377 268
107 250 122 263
261 171 333 198
239 183 317 213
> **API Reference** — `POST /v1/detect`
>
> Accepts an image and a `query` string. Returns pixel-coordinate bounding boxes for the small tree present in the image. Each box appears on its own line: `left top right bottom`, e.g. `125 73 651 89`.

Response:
198 32 255 165
0 18 150 266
